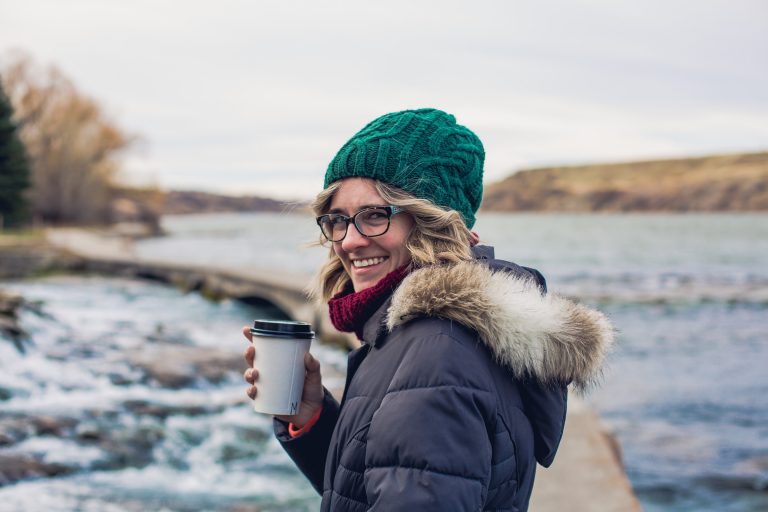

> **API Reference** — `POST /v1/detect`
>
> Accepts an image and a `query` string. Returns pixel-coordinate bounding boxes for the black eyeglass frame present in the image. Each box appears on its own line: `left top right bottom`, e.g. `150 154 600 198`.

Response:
316 205 405 242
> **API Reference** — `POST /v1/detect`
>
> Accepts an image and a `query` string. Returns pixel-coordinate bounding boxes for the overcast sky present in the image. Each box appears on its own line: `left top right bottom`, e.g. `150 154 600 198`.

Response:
1 0 766 199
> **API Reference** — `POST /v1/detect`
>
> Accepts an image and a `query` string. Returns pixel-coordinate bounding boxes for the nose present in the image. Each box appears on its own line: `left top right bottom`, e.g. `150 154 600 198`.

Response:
340 222 369 252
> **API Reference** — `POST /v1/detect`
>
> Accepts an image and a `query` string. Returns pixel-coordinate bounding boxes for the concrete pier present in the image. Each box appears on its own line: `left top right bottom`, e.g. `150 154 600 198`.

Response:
530 396 642 511
28 228 641 511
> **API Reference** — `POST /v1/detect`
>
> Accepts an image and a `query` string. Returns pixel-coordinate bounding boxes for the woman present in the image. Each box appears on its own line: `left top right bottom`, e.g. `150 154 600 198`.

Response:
243 108 613 511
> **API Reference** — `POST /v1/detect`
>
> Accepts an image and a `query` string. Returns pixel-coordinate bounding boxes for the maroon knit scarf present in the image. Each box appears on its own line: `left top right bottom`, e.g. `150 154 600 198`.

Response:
328 265 410 340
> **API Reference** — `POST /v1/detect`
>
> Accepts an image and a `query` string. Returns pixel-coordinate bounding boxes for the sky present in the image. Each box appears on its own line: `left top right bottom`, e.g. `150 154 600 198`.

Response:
1 0 767 200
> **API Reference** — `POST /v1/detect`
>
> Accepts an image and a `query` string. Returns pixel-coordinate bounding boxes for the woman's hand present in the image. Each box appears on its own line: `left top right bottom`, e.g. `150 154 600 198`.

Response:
242 326 324 427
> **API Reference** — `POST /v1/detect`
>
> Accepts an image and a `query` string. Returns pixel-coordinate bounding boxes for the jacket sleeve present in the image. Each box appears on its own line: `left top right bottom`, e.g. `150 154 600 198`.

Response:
274 387 339 494
362 329 496 511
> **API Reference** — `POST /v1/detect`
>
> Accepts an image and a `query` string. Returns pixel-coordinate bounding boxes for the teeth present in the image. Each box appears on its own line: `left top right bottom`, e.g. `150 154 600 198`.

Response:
353 257 387 268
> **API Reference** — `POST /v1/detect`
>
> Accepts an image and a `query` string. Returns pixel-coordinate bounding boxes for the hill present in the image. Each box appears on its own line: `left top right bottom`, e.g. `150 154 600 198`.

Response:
482 152 768 212
160 190 304 215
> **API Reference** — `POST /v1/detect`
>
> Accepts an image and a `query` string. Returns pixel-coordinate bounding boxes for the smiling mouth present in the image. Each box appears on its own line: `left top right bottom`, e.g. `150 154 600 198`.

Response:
352 256 388 268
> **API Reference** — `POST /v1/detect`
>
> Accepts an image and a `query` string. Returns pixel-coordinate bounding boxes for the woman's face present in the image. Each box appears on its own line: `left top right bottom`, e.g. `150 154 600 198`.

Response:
328 178 413 292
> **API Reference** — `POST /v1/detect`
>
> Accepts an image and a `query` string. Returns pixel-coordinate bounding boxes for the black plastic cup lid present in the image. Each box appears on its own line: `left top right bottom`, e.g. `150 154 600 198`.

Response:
250 319 314 339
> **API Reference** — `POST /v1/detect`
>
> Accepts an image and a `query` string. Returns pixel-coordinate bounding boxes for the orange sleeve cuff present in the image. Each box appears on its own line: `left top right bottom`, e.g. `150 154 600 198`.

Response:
288 405 323 438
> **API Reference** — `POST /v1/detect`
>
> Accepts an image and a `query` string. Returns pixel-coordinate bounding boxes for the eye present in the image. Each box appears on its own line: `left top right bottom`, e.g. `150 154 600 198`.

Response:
359 209 389 224
326 214 347 226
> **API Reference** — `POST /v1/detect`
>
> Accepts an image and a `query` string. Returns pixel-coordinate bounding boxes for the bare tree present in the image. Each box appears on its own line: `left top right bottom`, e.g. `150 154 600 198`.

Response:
1 51 134 225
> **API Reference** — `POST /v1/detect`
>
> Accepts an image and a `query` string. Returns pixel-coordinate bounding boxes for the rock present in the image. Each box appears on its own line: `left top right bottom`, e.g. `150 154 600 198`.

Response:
0 315 24 335
734 454 768 475
696 473 768 493
732 454 768 491
0 289 31 352
32 416 78 436
122 399 221 418
0 454 73 486
102 424 165 470
0 289 23 315
0 414 79 447
0 411 164 475
128 345 245 389
75 418 165 470
108 372 135 386
0 417 33 447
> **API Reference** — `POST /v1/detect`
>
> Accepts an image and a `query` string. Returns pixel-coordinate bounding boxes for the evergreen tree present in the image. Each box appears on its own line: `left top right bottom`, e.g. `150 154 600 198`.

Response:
0 80 30 228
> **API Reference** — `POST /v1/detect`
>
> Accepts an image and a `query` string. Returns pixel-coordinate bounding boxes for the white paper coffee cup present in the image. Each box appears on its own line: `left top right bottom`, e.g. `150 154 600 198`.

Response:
249 319 314 416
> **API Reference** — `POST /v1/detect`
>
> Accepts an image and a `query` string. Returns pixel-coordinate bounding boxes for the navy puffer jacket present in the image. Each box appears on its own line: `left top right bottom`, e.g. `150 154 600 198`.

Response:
275 247 613 511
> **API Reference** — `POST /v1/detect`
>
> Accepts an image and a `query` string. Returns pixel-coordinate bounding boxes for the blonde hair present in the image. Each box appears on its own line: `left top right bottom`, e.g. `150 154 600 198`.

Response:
309 179 473 301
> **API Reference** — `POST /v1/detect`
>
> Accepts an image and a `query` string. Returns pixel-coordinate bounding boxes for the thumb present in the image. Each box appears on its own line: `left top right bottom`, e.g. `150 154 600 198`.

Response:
305 352 321 380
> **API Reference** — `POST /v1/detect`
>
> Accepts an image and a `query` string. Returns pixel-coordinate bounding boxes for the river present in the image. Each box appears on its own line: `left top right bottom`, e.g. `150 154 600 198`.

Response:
1 212 766 511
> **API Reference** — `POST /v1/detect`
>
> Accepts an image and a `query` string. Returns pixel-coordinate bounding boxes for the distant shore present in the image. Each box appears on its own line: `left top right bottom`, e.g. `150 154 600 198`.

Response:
139 151 768 217
482 151 768 212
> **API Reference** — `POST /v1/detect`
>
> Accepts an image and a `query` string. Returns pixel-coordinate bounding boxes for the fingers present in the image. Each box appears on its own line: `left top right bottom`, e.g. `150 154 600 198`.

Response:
244 367 259 400
243 345 255 367
243 367 259 384
242 326 258 400
243 348 320 402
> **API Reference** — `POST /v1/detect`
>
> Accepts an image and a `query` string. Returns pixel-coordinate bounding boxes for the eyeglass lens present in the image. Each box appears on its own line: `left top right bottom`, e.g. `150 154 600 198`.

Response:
320 208 392 241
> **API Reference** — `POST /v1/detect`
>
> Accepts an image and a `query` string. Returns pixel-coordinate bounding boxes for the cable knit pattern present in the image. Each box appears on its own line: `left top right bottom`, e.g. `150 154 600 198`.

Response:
324 108 485 228
328 265 410 340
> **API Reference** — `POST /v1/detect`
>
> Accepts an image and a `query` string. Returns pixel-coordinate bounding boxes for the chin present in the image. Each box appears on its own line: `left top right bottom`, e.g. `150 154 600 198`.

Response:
352 279 375 293
352 272 385 292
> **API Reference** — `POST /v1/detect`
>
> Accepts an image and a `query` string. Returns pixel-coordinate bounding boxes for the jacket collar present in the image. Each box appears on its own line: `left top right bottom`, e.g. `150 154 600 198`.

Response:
385 258 614 392
360 246 496 348
360 295 393 347
471 244 495 260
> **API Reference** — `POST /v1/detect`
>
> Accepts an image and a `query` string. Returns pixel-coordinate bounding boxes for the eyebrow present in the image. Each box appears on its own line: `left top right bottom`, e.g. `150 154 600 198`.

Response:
327 204 386 214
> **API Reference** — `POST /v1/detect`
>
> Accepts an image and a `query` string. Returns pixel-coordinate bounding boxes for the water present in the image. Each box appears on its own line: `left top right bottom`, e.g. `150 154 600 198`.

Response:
0 276 345 511
2 212 767 511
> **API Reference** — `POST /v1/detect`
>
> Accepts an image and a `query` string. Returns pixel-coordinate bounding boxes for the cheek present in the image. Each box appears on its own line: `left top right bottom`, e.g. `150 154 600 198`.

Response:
398 247 412 265
332 243 348 264
389 240 411 266
389 225 413 265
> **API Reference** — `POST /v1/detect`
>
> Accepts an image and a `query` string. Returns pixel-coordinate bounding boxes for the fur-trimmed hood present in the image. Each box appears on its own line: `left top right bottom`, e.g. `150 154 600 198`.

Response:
386 259 614 393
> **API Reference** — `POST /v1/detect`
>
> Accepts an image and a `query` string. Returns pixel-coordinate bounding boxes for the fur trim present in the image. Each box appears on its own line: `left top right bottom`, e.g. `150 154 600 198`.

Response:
386 261 614 392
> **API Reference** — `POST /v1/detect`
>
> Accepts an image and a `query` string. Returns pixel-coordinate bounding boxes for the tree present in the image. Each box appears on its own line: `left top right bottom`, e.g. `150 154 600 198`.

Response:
0 80 30 229
1 52 133 225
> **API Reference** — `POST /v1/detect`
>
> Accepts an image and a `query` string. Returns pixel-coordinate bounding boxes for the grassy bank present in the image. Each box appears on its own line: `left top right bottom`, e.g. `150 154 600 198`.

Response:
483 151 768 211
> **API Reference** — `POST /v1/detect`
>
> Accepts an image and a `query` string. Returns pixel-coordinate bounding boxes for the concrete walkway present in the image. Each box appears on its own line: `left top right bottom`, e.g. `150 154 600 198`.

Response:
530 396 642 511
45 227 137 261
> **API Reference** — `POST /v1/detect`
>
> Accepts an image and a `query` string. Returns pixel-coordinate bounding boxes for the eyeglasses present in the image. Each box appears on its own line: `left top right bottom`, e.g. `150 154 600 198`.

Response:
316 205 404 242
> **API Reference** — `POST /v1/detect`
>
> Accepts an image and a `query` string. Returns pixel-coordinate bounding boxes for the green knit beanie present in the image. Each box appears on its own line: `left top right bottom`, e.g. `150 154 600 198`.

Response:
324 108 484 228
